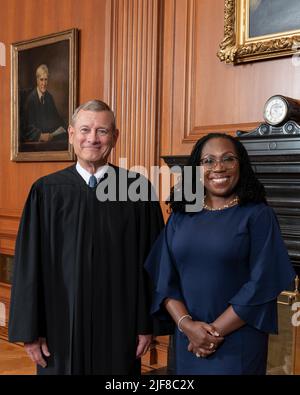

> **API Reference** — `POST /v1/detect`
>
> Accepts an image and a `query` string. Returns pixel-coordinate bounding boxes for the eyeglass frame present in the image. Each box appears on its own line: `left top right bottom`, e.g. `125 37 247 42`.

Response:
78 126 114 137
199 155 239 170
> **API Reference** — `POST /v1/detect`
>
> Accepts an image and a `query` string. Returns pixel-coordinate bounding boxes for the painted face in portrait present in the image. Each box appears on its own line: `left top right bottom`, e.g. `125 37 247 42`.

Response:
37 72 48 94
200 137 240 199
68 110 119 168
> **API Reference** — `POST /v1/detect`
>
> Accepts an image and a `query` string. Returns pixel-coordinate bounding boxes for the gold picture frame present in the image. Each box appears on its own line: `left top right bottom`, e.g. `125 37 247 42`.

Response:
217 0 300 64
11 28 78 161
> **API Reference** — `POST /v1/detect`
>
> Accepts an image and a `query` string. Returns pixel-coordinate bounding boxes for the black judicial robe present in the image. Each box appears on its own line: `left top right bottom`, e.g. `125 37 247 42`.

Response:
9 165 167 374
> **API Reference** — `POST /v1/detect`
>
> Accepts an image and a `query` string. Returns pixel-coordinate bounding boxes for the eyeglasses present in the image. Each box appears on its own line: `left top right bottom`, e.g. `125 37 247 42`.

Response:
199 155 239 170
79 127 112 137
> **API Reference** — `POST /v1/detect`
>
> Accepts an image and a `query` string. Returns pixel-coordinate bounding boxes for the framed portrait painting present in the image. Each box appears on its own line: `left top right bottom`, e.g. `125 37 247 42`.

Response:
217 0 300 64
11 28 78 161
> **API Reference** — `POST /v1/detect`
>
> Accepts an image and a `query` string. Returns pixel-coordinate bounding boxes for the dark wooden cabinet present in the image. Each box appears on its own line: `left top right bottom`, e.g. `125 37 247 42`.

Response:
237 130 300 276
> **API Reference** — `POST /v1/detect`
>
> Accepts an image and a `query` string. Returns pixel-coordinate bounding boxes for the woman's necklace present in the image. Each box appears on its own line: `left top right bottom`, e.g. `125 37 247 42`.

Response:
203 196 239 211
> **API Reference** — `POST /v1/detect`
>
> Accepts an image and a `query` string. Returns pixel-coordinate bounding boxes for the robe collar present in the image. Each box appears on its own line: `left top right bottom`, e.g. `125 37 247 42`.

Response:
76 162 109 185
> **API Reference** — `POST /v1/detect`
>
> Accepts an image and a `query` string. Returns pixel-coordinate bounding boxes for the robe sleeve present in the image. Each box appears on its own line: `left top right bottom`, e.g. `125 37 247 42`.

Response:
229 205 296 334
135 198 162 334
8 182 46 343
145 214 184 322
135 176 174 335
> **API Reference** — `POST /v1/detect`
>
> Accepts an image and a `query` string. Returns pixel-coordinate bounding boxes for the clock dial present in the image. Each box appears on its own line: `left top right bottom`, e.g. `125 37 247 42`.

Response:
263 96 288 125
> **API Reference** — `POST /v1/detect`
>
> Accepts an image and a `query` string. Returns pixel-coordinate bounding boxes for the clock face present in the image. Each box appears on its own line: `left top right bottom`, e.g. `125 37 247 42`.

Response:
263 96 288 125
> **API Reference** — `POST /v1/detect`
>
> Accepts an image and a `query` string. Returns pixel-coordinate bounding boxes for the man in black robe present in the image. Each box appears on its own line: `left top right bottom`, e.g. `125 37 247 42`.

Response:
9 99 168 374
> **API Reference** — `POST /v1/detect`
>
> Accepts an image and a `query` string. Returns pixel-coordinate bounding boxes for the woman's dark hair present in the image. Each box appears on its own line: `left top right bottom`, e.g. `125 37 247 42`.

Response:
168 132 266 213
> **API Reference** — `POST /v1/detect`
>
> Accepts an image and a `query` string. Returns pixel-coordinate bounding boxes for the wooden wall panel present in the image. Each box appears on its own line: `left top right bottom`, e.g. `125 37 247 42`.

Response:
0 0 107 252
0 209 20 255
104 0 162 171
160 0 300 156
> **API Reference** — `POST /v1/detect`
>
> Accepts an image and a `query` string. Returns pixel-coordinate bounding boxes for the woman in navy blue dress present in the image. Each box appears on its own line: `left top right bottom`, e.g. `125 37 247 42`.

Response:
145 133 295 375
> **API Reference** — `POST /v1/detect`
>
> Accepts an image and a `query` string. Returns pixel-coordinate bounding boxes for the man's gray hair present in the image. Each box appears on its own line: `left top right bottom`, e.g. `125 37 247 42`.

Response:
71 99 116 130
36 64 49 78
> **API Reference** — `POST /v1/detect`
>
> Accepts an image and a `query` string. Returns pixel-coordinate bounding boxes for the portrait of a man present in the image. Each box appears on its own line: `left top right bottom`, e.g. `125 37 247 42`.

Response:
11 29 77 161
21 64 67 145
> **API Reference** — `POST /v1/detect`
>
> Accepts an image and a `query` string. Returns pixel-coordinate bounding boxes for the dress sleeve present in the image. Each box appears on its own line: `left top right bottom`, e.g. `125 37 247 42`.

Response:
229 205 296 334
145 214 184 321
8 183 46 343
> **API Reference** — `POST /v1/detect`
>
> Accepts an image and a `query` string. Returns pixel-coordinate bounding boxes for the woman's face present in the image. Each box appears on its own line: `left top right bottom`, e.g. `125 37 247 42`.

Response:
200 137 240 198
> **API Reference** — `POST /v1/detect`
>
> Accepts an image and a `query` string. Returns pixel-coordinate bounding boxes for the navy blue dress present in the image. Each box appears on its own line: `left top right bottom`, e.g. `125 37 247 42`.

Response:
145 203 295 374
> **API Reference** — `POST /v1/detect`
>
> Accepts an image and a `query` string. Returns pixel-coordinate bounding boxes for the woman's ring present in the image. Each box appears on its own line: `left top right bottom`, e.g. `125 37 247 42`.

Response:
196 352 201 358
209 343 214 350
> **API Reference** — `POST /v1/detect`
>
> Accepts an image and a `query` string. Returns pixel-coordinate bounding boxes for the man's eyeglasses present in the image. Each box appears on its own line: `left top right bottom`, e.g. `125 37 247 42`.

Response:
79 127 112 137
199 155 239 170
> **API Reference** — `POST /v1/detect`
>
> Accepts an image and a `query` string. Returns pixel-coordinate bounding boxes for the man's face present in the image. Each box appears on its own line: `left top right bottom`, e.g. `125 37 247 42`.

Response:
68 110 118 169
37 72 48 94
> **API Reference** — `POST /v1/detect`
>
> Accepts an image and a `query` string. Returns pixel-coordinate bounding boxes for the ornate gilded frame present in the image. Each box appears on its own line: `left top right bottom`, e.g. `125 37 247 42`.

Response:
217 0 300 64
11 29 78 161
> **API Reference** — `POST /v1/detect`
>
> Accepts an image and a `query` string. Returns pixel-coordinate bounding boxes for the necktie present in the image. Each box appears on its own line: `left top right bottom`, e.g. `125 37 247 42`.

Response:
41 95 45 104
88 175 97 188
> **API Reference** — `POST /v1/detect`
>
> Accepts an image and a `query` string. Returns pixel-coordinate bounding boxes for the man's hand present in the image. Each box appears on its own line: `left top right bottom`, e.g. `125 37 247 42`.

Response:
136 334 152 359
24 337 50 368
39 133 52 142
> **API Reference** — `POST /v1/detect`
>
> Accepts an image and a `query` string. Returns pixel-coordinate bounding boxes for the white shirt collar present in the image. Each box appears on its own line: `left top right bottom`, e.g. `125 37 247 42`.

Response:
76 162 109 185
37 87 44 100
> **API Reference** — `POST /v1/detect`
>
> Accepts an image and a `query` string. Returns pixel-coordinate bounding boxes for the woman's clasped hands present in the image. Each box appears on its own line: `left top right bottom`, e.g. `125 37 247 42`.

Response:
180 319 224 358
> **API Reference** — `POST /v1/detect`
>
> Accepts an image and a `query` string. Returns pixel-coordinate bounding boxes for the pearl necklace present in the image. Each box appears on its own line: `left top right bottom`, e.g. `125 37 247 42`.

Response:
203 196 239 211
